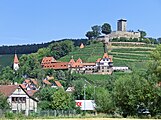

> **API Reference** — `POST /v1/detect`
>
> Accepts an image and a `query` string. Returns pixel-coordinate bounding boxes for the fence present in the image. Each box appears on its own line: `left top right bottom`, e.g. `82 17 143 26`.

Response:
29 109 77 117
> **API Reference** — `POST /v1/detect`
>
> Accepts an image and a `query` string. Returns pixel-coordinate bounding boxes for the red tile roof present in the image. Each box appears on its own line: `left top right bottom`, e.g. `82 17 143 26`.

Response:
42 62 68 69
54 81 62 87
26 90 37 96
0 85 19 97
43 79 52 85
76 58 83 63
14 54 19 64
20 84 26 89
41 57 57 65
96 58 101 62
103 53 109 58
68 58 76 67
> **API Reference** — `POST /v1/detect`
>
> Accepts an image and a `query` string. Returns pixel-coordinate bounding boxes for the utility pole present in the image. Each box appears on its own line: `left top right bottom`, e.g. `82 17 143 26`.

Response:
84 84 86 113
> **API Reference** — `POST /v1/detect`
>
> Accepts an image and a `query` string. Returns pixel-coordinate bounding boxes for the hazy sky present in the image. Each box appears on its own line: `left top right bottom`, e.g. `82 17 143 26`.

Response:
0 0 161 45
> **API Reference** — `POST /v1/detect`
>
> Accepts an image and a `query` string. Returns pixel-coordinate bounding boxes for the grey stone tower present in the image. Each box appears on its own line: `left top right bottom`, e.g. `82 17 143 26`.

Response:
117 19 127 31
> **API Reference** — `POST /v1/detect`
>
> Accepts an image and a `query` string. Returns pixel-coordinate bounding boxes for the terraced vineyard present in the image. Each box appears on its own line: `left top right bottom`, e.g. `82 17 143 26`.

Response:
59 42 155 70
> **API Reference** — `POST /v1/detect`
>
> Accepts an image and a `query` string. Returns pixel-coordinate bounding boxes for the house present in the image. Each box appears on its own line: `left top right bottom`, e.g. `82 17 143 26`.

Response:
42 77 63 88
96 53 113 74
0 85 38 116
41 52 128 74
66 87 75 93
21 78 38 90
41 57 68 70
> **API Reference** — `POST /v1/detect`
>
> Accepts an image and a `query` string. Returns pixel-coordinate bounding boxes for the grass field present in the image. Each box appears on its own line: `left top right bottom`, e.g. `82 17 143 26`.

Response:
32 118 156 120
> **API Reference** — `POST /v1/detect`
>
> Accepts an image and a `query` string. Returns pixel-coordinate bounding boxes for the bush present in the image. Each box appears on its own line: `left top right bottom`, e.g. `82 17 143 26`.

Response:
5 112 15 119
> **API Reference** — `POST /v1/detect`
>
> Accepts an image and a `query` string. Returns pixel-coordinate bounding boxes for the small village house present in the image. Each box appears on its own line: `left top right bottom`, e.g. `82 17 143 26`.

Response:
0 85 38 116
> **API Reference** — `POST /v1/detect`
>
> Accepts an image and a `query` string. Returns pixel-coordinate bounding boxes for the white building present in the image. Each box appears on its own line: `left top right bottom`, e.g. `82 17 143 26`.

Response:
13 54 19 71
0 85 38 116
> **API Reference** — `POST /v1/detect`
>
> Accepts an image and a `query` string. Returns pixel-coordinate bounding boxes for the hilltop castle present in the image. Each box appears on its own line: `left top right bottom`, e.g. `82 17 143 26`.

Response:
98 19 141 43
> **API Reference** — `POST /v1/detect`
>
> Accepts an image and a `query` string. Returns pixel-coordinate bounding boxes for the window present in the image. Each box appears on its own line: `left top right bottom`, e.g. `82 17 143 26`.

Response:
11 97 26 103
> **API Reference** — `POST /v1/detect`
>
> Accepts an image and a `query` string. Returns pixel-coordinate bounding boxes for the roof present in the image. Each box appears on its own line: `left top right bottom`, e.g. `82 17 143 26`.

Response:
14 54 19 64
82 63 95 66
26 90 37 96
54 81 62 87
76 58 82 63
41 57 57 65
43 79 52 85
103 53 109 58
80 43 84 48
0 85 19 97
42 62 69 69
96 58 101 62
68 58 76 67
66 87 75 92
20 84 26 89
118 19 127 22
46 76 54 80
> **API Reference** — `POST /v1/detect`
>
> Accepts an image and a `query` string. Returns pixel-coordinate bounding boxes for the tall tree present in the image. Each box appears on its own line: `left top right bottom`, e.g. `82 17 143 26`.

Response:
91 25 101 38
138 30 147 38
85 31 94 40
101 23 112 35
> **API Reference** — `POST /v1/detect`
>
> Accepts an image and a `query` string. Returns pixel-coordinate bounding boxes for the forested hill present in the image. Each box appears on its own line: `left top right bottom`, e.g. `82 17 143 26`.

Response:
0 39 88 55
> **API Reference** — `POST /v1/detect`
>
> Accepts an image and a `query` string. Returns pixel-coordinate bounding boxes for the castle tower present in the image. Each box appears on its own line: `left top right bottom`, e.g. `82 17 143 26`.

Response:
117 19 127 31
13 54 19 71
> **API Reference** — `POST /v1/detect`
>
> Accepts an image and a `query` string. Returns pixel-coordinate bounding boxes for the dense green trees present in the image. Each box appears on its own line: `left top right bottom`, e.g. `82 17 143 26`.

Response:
0 93 10 110
51 88 75 110
101 23 112 35
85 23 112 39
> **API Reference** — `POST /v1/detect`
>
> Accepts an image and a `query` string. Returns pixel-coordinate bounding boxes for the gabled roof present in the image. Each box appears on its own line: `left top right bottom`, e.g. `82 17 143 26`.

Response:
14 54 19 64
41 57 57 64
0 85 19 97
103 53 109 58
68 58 76 67
76 58 82 63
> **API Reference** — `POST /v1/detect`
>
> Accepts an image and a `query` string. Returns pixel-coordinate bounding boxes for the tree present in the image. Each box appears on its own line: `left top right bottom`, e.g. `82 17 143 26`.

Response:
0 66 14 84
0 93 10 110
51 88 75 110
35 87 57 110
85 31 94 40
95 87 114 113
138 30 147 38
101 23 112 35
157 37 161 44
91 25 101 39
113 72 153 116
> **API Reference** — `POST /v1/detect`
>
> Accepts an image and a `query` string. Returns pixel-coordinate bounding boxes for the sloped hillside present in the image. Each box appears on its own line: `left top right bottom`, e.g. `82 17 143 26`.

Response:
59 42 154 70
